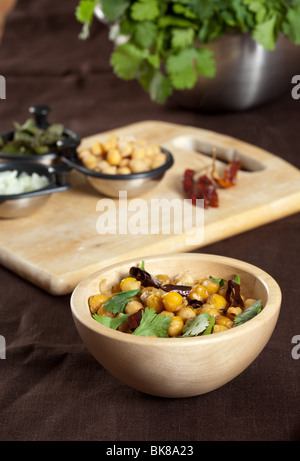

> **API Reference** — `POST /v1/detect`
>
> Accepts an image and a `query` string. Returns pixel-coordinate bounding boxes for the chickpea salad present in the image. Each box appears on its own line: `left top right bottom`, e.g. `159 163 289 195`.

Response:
88 262 263 338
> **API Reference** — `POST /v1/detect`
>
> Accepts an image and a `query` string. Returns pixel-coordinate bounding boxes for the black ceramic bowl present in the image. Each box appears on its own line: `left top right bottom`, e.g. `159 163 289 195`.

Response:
0 161 71 218
0 105 80 165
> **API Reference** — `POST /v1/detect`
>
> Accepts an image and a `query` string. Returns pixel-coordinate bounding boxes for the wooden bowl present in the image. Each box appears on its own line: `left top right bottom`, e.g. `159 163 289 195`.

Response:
70 253 281 398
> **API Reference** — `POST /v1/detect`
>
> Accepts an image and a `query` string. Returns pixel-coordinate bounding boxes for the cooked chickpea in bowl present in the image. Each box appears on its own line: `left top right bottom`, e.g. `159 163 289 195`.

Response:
88 263 264 338
78 135 168 175
62 134 174 198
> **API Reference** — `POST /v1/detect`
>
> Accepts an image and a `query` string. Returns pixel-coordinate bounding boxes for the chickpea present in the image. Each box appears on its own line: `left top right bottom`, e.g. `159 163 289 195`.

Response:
88 294 109 314
131 147 146 160
96 304 114 318
129 158 149 173
101 165 117 175
90 141 103 155
226 306 243 320
124 300 144 315
213 324 228 333
216 315 233 329
146 294 164 313
155 274 170 285
168 316 184 337
107 148 122 166
244 298 257 309
163 291 183 312
160 310 174 317
151 153 166 169
177 306 196 323
199 305 220 318
120 277 141 292
117 167 131 175
189 284 209 302
208 294 228 310
174 272 194 286
202 278 220 294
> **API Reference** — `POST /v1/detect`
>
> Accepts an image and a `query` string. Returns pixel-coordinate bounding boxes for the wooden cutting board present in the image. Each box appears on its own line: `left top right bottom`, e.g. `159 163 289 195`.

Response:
1 121 300 295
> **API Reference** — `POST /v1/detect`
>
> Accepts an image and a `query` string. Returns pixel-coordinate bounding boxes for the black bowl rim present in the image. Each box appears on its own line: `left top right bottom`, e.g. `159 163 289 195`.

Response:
0 161 70 199
62 147 174 180
0 127 81 160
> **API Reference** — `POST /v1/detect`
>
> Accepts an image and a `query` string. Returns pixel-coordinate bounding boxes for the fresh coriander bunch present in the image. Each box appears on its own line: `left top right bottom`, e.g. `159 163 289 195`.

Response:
76 0 300 104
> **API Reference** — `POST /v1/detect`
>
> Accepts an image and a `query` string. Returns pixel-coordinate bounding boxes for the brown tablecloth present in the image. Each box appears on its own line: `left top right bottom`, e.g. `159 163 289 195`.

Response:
0 0 299 442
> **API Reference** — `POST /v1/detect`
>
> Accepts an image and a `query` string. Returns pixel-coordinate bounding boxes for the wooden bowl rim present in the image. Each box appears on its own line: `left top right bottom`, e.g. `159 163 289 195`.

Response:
70 253 281 345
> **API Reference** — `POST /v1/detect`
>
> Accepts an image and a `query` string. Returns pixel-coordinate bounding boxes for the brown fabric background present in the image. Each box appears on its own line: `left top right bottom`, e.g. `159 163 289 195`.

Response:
0 0 299 442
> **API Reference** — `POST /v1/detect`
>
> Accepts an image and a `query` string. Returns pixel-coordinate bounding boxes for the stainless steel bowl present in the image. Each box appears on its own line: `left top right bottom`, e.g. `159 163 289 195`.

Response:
170 33 300 111
0 161 71 218
62 147 174 198
0 105 81 165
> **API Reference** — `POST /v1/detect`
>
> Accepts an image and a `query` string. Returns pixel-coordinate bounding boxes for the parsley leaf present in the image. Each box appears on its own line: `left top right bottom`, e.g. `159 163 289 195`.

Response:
234 300 262 325
104 289 141 314
93 313 131 329
132 308 172 337
182 313 213 337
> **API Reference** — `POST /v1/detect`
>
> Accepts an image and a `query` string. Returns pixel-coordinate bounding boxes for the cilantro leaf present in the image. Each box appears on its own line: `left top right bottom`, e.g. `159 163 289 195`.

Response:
111 43 147 80
93 313 131 329
131 0 160 22
282 5 300 44
101 0 130 22
132 308 172 337
75 0 98 24
182 313 212 337
234 300 262 326
166 47 215 90
134 21 158 48
252 15 277 50
233 274 240 284
148 70 173 104
171 28 195 49
104 289 141 314
209 276 226 288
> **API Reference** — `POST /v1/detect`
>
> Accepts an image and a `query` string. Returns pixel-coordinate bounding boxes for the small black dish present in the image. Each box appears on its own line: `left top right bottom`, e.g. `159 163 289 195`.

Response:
0 105 81 165
0 161 72 219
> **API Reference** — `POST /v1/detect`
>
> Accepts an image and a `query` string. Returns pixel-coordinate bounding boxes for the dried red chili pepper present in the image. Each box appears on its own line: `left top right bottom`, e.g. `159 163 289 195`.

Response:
224 280 244 312
183 169 219 208
212 160 242 188
128 307 145 331
196 174 219 208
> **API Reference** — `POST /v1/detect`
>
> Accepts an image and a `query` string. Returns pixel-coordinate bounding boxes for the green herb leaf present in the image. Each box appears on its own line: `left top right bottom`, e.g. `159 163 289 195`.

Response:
104 289 141 314
166 47 215 90
234 300 262 325
101 0 130 22
93 313 131 329
111 43 147 80
131 0 160 22
233 274 241 284
133 308 172 337
75 0 98 24
252 15 277 50
202 314 215 335
182 313 212 337
209 276 226 288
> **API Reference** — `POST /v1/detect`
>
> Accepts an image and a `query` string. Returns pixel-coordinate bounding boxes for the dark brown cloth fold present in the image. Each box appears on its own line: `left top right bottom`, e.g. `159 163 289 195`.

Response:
0 0 299 441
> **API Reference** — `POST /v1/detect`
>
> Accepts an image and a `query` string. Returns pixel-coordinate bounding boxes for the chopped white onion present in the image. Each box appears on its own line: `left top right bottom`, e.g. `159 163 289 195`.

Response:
0 170 50 195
